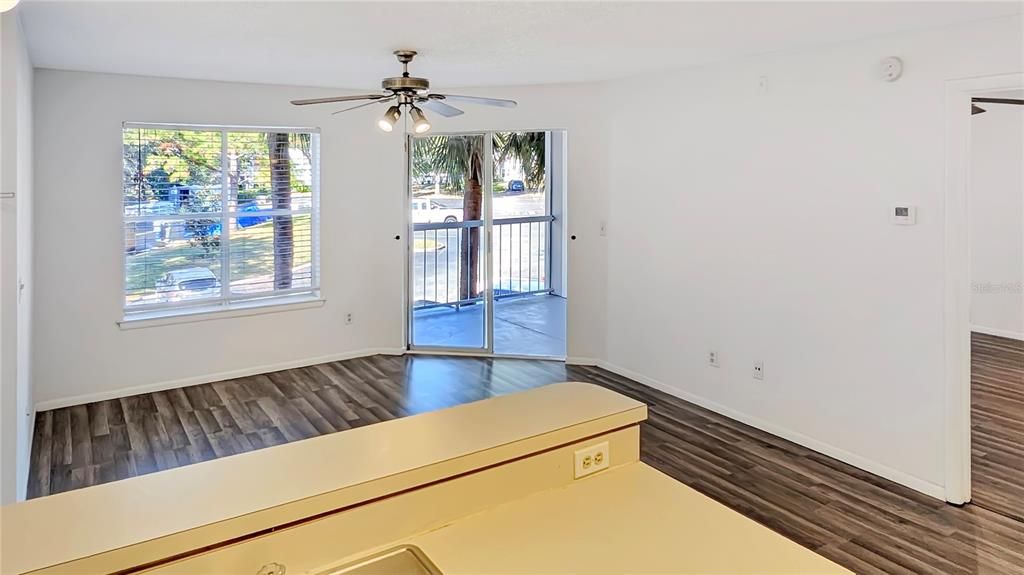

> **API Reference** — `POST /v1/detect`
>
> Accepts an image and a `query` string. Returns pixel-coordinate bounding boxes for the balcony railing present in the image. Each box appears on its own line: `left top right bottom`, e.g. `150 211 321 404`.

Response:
412 215 555 310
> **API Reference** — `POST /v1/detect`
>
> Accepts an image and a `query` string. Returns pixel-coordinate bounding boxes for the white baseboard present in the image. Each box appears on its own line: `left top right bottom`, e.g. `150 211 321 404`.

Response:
34 347 407 412
32 347 947 501
971 324 1024 342
594 359 947 501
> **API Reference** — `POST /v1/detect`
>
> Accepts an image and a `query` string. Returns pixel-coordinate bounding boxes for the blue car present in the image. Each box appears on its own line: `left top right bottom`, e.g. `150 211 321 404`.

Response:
507 180 526 192
237 202 273 228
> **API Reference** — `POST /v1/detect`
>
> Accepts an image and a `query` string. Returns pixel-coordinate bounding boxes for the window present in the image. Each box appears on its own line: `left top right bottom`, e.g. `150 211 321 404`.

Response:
122 124 320 319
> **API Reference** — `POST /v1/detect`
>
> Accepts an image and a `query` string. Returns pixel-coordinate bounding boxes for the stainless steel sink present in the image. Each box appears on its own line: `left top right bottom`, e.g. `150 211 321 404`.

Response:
315 545 442 575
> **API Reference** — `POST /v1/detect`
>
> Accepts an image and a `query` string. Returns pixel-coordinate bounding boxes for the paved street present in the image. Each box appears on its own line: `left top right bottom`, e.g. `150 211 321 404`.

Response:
418 191 547 218
411 192 551 305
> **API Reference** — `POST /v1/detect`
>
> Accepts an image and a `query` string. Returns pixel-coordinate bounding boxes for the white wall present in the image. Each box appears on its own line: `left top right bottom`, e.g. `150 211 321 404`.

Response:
0 8 35 504
970 102 1023 340
31 71 608 407
601 16 1021 497
26 10 1021 503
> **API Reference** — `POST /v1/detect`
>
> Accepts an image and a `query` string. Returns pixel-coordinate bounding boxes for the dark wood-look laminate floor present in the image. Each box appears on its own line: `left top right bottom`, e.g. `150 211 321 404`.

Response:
28 354 1024 574
972 332 1024 522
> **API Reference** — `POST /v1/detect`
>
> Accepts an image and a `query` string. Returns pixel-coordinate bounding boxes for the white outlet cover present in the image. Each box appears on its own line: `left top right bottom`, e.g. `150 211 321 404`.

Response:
753 360 765 380
574 442 610 479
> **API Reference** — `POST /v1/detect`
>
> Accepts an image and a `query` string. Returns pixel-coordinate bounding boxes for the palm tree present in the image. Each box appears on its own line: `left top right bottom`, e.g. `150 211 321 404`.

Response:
494 131 545 190
416 131 547 301
417 135 485 300
268 132 293 290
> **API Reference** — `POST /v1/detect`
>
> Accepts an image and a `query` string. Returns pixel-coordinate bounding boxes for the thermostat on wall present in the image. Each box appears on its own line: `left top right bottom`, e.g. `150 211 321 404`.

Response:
891 205 917 225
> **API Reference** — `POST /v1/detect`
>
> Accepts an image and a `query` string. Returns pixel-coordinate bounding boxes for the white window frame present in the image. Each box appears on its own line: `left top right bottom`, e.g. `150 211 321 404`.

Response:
120 122 322 326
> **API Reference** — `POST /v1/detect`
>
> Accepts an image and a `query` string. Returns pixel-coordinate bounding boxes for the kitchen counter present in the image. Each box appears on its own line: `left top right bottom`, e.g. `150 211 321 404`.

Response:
409 462 847 574
1 382 847 574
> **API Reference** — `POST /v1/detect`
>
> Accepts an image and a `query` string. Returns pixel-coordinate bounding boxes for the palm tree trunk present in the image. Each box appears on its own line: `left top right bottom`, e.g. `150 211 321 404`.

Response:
460 153 483 301
269 133 293 290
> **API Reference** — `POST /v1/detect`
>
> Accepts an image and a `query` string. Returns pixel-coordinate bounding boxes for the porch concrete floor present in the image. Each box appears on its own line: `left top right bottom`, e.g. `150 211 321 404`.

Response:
411 294 566 357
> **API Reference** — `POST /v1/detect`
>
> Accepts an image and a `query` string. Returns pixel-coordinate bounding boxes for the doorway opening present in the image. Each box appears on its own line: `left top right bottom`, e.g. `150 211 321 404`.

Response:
967 90 1024 520
945 73 1024 507
406 130 567 358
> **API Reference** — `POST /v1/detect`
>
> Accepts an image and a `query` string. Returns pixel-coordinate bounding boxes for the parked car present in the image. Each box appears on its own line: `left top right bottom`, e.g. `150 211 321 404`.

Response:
507 180 526 192
155 267 221 302
412 199 462 224
237 201 272 228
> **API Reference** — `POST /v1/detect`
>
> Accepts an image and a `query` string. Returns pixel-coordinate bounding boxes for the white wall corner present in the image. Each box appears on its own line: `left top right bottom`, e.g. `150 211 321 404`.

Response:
595 360 947 501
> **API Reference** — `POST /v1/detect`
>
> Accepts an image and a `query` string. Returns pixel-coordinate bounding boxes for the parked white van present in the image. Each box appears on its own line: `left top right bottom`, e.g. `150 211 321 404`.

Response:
155 267 221 302
411 199 462 224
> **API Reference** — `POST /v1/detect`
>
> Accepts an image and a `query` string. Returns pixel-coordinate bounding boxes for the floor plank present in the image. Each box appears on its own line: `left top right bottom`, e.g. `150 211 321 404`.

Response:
26 353 1024 574
972 332 1024 522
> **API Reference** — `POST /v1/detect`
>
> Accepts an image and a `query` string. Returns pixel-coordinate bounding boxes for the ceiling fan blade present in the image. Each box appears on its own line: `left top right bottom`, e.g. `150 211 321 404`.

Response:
419 99 464 117
291 94 386 106
431 94 517 108
331 96 396 115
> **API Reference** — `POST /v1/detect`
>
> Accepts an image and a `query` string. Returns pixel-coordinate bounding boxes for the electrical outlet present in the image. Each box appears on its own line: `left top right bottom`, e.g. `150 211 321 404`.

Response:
753 360 764 380
574 441 610 479
708 350 720 368
345 312 353 325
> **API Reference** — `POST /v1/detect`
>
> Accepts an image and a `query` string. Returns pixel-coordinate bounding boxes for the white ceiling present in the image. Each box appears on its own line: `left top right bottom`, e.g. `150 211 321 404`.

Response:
18 1 1022 90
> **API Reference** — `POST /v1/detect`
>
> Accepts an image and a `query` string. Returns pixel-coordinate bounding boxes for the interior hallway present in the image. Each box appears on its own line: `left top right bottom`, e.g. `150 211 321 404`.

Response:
27 354 1024 574
971 332 1024 521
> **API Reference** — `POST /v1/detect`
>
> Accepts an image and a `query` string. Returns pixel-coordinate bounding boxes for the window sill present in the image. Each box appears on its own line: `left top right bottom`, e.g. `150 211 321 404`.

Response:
118 295 325 330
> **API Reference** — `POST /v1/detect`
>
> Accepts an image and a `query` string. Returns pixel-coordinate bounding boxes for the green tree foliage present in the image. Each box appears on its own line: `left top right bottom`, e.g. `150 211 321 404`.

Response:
186 219 220 254
123 128 222 208
494 131 546 190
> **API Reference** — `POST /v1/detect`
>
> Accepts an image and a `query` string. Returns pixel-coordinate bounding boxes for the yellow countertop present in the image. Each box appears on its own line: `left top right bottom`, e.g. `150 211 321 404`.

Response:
407 462 849 574
1 382 646 575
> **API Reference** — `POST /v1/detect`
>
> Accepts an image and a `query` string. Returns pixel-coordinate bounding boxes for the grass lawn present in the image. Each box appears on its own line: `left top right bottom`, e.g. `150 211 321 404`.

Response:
126 215 312 302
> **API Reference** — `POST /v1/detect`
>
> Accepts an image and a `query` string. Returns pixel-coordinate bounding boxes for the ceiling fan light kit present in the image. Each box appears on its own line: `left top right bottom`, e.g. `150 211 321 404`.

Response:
409 106 431 134
377 105 402 132
291 50 517 134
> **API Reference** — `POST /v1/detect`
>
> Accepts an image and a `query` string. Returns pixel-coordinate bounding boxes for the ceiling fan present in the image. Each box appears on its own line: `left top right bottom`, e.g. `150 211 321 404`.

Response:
290 50 517 134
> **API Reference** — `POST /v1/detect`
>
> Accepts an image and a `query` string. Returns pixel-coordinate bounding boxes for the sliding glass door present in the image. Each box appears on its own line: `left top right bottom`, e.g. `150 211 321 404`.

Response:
407 131 566 357
408 133 491 351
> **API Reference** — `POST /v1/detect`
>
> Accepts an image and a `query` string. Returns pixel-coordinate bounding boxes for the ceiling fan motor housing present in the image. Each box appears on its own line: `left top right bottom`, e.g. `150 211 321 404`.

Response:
382 76 430 92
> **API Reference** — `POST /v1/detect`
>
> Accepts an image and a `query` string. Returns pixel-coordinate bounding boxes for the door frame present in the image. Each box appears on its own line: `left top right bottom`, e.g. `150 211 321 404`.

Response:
403 129 567 360
942 72 1023 504
404 131 494 355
